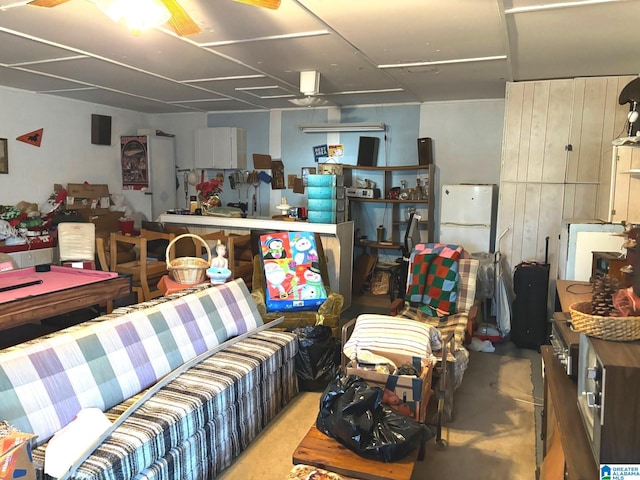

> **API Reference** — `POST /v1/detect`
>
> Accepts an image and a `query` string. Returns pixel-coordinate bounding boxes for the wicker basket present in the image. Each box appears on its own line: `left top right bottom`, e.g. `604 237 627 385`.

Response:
569 301 640 341
166 234 211 285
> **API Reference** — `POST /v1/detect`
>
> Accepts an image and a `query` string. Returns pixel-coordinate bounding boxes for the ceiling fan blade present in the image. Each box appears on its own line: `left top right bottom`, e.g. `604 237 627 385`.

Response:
161 0 201 36
28 0 71 6
233 0 281 9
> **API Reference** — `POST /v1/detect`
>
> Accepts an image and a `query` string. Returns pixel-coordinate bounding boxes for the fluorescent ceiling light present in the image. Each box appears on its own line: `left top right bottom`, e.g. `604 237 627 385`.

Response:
505 0 628 14
183 75 265 84
299 122 385 133
330 88 404 95
235 85 280 91
94 0 171 33
201 30 329 47
378 55 507 69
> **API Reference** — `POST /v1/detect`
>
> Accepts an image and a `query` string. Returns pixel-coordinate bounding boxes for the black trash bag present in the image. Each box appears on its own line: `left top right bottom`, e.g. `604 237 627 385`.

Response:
290 325 341 391
316 375 431 462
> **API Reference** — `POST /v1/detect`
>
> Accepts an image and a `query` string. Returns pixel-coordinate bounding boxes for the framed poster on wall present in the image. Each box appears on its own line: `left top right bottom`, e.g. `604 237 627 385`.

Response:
121 136 149 190
0 138 7 174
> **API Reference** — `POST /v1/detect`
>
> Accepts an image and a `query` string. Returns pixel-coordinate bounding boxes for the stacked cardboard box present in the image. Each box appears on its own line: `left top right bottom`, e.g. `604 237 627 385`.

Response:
306 174 346 224
61 183 122 232
346 359 433 422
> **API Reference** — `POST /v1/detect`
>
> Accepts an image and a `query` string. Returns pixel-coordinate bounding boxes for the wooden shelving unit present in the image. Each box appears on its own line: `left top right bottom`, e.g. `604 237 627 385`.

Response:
343 164 434 256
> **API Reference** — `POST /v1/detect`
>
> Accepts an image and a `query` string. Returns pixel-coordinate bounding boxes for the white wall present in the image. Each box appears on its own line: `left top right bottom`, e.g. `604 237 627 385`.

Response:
0 85 148 205
419 99 505 235
0 85 506 226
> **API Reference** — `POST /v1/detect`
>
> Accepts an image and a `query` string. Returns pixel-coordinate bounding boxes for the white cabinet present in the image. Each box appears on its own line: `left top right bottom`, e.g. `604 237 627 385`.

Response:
609 145 640 223
195 127 247 169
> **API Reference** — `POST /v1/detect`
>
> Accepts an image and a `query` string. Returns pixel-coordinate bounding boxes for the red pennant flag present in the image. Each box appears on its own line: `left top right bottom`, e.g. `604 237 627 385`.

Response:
17 128 43 147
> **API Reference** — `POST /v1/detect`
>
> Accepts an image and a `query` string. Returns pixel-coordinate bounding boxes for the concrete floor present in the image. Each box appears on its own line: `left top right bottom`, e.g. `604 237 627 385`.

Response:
218 292 543 479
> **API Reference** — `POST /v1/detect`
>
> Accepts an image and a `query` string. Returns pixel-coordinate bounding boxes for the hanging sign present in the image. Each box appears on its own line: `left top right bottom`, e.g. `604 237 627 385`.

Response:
16 128 43 147
313 144 328 163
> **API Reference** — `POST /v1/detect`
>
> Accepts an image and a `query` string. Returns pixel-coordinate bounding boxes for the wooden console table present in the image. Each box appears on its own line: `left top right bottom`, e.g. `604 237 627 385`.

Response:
540 346 597 480
555 279 591 312
293 425 419 480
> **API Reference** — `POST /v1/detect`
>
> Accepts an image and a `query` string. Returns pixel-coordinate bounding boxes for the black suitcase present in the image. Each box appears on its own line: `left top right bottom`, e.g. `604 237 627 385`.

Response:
511 237 550 350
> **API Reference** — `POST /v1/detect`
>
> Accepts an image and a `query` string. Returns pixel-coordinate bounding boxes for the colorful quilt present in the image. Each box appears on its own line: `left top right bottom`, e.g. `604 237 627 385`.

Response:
406 243 463 316
260 232 327 312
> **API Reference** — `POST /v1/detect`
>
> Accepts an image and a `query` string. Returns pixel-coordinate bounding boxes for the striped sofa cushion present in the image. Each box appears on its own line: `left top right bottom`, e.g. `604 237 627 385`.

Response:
342 314 437 367
0 279 262 446
30 330 298 480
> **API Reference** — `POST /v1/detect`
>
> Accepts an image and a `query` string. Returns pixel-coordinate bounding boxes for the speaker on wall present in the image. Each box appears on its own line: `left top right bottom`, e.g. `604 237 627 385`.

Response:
417 137 433 165
357 136 380 167
91 114 112 145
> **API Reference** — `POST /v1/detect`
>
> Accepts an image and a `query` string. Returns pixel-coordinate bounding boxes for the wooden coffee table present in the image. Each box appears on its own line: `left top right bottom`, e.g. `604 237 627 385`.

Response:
292 424 419 480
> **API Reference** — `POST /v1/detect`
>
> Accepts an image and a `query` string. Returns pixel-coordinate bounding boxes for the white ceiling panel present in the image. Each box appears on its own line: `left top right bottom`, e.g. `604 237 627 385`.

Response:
507 2 640 80
0 0 636 113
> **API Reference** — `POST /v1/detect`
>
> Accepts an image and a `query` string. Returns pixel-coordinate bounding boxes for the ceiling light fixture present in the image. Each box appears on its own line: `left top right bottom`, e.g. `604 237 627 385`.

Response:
300 71 320 96
330 88 404 95
299 122 386 133
94 0 171 34
378 55 507 69
201 30 330 47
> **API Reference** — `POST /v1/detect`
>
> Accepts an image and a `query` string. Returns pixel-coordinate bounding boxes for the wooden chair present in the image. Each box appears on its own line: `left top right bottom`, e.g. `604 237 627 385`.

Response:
228 233 253 288
57 222 96 268
195 231 253 287
109 230 175 302
94 235 132 311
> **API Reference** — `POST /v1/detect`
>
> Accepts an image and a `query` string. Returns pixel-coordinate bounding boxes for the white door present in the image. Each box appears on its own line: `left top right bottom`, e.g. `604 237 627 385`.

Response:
149 136 177 219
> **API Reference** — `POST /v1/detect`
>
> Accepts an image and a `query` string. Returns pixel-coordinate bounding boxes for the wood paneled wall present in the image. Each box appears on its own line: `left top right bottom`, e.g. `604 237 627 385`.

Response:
497 75 635 313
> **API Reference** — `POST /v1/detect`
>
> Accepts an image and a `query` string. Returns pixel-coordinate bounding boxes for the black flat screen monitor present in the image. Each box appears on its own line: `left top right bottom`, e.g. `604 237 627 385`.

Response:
404 212 422 256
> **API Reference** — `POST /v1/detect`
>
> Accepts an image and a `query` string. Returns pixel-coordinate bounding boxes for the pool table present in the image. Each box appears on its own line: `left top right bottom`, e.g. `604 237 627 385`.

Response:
0 265 131 331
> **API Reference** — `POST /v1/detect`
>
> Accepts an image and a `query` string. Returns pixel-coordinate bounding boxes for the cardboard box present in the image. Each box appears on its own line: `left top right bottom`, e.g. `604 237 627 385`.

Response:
346 362 433 422
80 211 123 233
65 183 111 214
318 163 343 175
0 431 37 480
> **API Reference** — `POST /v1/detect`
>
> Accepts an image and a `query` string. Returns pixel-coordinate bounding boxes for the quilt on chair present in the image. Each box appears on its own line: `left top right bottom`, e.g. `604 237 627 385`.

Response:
407 243 463 317
396 256 479 421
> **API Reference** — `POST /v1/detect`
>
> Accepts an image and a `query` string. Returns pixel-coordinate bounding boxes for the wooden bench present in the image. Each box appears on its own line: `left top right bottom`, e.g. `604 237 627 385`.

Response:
293 425 419 480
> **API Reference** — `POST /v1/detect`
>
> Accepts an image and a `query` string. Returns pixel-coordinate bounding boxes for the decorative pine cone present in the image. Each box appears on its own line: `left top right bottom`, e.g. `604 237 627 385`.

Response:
591 274 620 317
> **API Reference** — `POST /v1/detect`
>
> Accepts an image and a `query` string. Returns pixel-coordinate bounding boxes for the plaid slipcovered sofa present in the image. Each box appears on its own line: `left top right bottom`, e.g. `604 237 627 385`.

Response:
0 279 298 480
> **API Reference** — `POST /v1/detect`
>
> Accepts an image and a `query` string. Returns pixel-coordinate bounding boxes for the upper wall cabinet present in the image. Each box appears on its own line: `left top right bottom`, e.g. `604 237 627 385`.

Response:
195 127 247 169
501 76 634 185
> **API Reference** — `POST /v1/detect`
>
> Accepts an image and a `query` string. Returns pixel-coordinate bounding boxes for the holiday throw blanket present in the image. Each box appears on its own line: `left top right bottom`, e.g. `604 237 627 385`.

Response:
406 243 463 316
